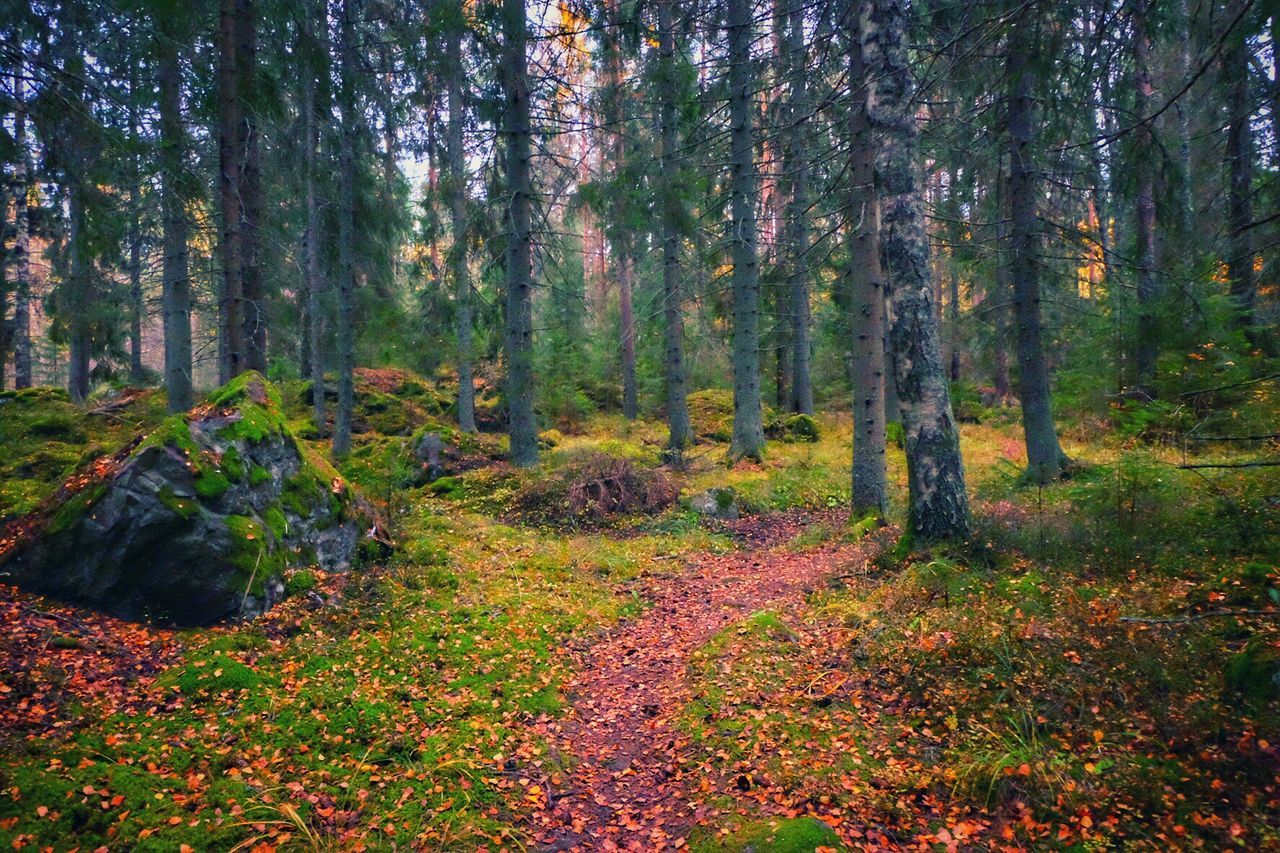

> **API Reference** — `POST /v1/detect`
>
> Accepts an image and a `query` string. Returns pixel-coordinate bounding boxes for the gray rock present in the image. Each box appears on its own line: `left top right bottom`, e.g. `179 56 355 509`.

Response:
0 373 370 626
413 430 448 483
689 487 740 520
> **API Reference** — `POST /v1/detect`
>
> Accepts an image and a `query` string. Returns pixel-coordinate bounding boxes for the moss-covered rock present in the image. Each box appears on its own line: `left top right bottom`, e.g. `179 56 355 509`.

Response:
0 372 376 626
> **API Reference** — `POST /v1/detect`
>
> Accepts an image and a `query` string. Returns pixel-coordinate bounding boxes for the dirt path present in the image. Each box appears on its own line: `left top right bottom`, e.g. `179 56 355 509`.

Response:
527 512 886 851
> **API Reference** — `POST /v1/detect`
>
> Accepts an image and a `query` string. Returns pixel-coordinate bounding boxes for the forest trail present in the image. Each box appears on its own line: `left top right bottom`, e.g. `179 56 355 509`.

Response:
527 512 888 851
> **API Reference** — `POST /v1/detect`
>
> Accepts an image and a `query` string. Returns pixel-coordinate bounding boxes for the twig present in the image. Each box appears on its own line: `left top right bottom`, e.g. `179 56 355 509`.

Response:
1176 461 1280 470
1120 609 1280 625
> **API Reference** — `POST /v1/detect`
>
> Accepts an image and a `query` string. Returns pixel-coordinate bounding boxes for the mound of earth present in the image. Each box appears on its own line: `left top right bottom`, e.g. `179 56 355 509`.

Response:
0 373 379 626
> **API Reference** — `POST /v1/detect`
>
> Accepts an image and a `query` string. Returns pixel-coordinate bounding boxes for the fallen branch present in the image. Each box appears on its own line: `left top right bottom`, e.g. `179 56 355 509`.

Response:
1120 609 1279 625
1176 461 1280 470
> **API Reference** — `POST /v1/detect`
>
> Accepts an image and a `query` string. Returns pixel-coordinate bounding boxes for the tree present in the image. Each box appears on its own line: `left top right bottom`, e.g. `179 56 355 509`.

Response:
1132 0 1158 394
218 0 246 382
1224 6 1258 340
782 0 813 415
865 0 970 540
10 67 33 390
657 0 691 452
849 0 887 519
302 0 327 434
1005 12 1069 484
502 0 538 466
727 0 766 461
332 0 359 459
445 1 476 433
157 11 193 413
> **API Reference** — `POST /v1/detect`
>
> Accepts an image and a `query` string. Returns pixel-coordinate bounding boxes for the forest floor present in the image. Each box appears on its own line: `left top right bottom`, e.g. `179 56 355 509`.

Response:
1 373 1278 850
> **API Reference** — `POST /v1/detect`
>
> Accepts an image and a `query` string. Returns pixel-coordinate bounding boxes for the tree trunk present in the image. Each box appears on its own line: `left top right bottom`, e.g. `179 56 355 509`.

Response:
658 0 690 452
218 0 244 382
332 0 358 459
158 23 194 413
605 0 638 420
237 0 266 373
67 188 91 403
727 0 766 461
1006 16 1068 484
1225 21 1258 338
12 70 32 389
865 0 970 541
849 4 887 518
992 173 1013 403
502 0 538 466
446 2 476 433
303 0 326 435
128 68 145 384
1132 0 1158 394
785 0 813 415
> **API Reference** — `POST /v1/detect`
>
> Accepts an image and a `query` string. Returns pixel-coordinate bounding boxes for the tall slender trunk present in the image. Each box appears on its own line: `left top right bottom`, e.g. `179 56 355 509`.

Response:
605 0 638 419
67 188 91 403
446 2 476 433
866 0 970 540
332 0 358 459
1132 0 1158 393
128 67 144 384
12 71 32 389
849 2 886 518
784 0 813 414
237 0 266 373
303 0 326 434
658 0 690 453
218 0 244 382
727 0 765 461
1006 16 1068 484
1225 21 1258 338
158 22 193 413
502 0 538 466
992 171 1013 402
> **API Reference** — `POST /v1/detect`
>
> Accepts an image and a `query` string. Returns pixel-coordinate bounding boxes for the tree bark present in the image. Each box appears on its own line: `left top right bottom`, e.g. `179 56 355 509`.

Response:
332 0 358 459
218 0 245 383
128 66 144 384
1132 0 1158 394
446 2 476 433
784 0 813 415
303 0 326 435
849 2 887 518
158 21 193 413
12 70 32 389
67 187 91 403
237 0 266 373
502 0 538 466
605 0 638 420
1225 19 1258 338
865 0 970 540
727 0 766 461
1006 15 1068 484
658 0 690 452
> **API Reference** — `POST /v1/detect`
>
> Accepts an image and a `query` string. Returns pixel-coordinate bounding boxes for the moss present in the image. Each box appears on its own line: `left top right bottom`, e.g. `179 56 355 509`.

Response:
194 468 232 500
166 657 261 696
220 446 245 482
1225 639 1280 706
284 569 317 596
225 514 285 593
157 486 200 520
248 464 272 486
47 483 108 536
429 476 463 497
263 506 288 540
27 412 87 443
691 817 842 852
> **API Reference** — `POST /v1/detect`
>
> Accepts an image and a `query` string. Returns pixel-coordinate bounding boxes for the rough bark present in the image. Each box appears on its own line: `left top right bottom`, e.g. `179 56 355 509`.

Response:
332 0 357 459
849 3 887 518
12 70 32 389
218 0 244 383
1132 0 1158 394
303 0 326 435
1225 23 1258 338
236 0 266 373
158 22 193 413
446 2 476 433
784 0 813 415
502 0 538 466
658 0 690 452
865 0 970 540
605 0 638 420
127 69 144 384
67 188 91 404
1006 16 1068 484
727 0 766 461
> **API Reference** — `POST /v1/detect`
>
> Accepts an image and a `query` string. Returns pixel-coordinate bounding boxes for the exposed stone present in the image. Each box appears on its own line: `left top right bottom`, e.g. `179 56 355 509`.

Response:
689 487 740 520
0 372 376 626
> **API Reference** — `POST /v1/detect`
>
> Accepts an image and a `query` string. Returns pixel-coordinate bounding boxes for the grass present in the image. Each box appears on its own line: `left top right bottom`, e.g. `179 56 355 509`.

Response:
2 369 1278 848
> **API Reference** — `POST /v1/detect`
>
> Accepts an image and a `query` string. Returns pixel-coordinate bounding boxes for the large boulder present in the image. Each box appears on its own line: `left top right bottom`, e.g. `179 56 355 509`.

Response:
0 373 376 626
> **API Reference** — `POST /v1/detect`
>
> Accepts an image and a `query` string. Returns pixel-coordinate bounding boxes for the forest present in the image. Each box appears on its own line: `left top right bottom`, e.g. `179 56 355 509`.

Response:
0 0 1278 848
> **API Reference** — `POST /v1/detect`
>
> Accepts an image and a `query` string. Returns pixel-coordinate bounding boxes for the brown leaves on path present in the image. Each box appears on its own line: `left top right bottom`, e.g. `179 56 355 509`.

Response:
526 511 888 850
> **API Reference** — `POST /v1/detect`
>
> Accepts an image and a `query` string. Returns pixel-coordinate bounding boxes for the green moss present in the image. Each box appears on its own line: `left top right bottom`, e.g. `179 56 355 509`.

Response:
47 483 108 536
157 486 200 520
1225 639 1280 706
27 412 87 443
263 506 288 540
224 514 285 593
691 817 843 852
284 569 317 596
165 657 261 696
221 446 244 482
248 464 272 486
194 468 232 499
